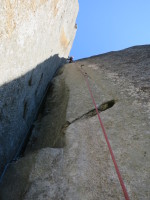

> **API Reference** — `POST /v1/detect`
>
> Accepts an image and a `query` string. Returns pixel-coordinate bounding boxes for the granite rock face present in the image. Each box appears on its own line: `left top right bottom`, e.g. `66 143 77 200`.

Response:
0 0 79 175
0 45 149 199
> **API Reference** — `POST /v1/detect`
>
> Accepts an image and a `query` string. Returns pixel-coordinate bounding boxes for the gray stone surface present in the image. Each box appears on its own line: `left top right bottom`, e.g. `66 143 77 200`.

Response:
0 45 150 199
0 0 79 175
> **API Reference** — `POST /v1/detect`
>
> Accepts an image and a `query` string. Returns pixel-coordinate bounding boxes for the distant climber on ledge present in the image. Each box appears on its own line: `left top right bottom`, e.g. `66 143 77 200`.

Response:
67 56 74 63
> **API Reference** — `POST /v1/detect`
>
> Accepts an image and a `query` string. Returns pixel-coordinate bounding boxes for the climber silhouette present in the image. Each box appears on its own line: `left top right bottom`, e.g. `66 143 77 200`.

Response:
67 56 74 63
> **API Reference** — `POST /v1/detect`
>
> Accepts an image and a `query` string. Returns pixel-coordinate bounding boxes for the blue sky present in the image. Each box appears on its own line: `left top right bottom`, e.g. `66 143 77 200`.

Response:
70 0 150 60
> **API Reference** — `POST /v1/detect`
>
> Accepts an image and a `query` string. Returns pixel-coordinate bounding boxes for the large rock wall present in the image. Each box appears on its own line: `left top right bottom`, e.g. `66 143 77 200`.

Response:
0 0 79 175
0 45 149 199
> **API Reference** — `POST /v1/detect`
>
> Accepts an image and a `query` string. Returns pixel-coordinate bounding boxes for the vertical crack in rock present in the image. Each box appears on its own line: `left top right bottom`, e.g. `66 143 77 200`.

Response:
24 69 70 154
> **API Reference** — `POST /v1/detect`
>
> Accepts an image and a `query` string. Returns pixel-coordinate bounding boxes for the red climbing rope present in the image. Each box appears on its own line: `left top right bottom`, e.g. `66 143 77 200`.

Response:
80 68 130 200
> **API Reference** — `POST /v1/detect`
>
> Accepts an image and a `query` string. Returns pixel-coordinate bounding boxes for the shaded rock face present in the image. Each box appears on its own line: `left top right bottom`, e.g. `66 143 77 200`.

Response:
0 45 150 199
0 0 79 175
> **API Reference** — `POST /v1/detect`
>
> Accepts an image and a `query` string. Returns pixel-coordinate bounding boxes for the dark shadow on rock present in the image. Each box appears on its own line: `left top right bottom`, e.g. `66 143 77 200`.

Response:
0 54 66 178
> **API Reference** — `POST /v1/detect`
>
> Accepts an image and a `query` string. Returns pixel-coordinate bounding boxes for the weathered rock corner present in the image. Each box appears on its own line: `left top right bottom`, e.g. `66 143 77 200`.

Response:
0 0 79 177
